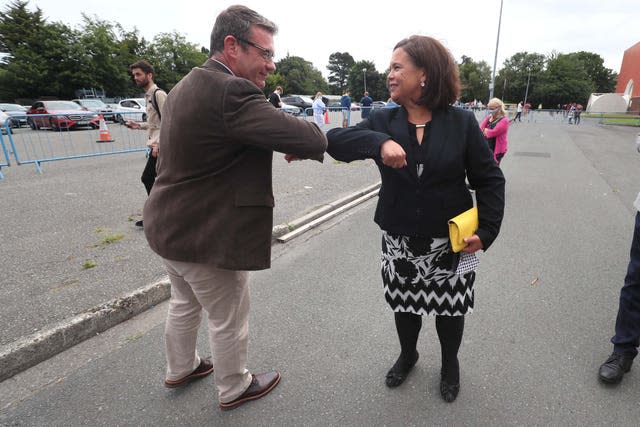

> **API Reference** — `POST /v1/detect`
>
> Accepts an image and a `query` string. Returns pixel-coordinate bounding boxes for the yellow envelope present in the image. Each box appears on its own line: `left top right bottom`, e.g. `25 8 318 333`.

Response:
448 207 478 253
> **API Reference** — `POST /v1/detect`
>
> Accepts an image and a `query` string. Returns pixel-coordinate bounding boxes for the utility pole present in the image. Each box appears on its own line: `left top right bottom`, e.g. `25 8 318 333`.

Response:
489 0 504 100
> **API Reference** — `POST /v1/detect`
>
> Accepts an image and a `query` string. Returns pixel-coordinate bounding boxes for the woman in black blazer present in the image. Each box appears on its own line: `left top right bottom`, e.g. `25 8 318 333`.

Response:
326 36 505 402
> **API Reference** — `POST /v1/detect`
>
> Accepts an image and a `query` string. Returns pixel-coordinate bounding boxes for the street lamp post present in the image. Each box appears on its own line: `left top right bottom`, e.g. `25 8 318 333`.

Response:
362 68 367 93
489 0 504 100
524 67 531 105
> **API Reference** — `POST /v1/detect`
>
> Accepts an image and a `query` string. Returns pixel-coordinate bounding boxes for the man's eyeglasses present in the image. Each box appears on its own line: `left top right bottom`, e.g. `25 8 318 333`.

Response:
235 37 275 61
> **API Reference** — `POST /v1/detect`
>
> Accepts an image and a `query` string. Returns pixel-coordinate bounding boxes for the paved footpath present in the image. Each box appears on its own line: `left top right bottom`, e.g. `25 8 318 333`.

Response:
2 120 640 425
0 146 379 346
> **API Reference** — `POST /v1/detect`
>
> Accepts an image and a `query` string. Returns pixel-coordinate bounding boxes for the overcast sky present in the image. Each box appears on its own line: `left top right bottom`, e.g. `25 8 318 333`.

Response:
23 0 640 78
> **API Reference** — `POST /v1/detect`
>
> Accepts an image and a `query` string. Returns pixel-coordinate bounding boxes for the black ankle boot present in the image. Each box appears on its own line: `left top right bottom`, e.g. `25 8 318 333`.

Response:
385 351 419 387
440 365 460 402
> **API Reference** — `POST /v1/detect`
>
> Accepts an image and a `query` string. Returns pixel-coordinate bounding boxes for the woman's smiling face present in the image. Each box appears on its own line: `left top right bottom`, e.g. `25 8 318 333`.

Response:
387 47 426 106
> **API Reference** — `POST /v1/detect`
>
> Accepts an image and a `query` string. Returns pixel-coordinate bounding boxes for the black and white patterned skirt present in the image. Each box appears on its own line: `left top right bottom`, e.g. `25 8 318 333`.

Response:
381 232 476 316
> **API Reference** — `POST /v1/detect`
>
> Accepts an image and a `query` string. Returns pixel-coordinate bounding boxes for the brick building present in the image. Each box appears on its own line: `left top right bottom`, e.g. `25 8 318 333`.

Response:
615 41 640 112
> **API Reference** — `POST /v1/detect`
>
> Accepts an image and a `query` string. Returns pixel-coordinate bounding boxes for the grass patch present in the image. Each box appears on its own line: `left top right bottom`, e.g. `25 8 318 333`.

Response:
50 278 80 292
82 260 97 269
602 119 640 126
101 233 124 244
125 333 144 341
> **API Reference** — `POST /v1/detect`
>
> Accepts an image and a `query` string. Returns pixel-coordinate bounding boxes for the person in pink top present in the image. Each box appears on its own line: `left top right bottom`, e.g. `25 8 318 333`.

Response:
480 98 509 165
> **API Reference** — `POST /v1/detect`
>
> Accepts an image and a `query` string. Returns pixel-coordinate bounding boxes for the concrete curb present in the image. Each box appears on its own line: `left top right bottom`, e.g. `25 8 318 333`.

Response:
0 182 381 382
0 278 171 382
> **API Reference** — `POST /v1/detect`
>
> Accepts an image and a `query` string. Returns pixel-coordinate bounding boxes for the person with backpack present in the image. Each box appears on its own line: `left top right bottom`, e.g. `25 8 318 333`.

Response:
125 60 167 227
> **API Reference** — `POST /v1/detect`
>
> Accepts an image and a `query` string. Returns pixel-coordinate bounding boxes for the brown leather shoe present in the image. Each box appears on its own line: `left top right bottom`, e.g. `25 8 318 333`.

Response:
164 357 214 388
219 371 281 411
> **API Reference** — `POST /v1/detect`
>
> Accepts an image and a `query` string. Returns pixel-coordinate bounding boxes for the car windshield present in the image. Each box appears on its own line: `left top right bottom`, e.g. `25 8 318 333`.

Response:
0 103 26 112
81 100 106 108
46 101 83 110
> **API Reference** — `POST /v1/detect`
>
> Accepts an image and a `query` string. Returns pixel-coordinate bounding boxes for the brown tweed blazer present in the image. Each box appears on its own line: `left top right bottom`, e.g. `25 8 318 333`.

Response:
144 59 327 270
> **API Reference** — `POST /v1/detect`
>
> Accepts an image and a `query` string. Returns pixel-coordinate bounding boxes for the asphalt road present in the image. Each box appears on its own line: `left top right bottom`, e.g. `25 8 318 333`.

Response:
0 134 379 348
1 120 639 425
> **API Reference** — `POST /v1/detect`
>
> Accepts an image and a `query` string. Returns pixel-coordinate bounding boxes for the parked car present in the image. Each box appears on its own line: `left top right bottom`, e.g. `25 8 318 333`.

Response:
0 103 28 127
372 101 387 109
350 102 361 111
72 99 117 122
110 98 147 123
26 100 100 131
280 103 301 115
0 110 12 134
281 95 314 116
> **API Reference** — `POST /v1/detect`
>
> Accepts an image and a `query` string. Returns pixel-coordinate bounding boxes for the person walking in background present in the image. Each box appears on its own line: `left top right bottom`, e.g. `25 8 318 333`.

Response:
312 91 326 128
360 91 373 119
574 104 582 125
340 90 351 127
125 60 167 228
598 132 640 385
480 98 509 165
268 85 283 108
511 101 523 122
143 5 327 411
326 35 505 403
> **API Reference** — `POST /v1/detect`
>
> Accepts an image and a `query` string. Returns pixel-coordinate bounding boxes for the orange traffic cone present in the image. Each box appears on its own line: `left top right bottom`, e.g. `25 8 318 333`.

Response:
324 110 329 124
96 115 114 143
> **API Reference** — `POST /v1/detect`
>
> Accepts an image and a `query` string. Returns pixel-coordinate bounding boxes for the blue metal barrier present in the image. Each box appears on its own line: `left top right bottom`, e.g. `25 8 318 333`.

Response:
5 112 149 174
303 107 364 130
0 118 13 179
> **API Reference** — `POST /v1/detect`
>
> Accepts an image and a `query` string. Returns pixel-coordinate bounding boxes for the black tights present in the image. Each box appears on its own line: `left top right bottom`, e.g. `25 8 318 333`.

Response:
394 312 465 382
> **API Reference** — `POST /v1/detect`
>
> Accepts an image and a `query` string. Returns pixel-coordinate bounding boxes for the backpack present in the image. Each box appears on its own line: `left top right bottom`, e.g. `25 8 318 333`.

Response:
149 87 165 120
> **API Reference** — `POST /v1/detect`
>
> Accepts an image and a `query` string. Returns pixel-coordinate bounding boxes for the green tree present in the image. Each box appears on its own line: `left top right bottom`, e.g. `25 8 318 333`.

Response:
567 51 617 93
275 55 327 95
536 53 594 106
327 52 354 94
458 56 491 103
348 60 380 100
494 52 545 104
142 32 208 92
76 15 130 97
0 1 78 99
264 72 286 96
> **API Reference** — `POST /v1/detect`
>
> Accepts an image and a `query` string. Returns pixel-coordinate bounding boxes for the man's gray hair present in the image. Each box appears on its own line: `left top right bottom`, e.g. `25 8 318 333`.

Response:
209 5 278 55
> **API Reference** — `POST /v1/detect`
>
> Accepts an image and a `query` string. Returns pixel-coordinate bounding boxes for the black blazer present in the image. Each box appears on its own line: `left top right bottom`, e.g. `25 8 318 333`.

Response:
326 106 505 249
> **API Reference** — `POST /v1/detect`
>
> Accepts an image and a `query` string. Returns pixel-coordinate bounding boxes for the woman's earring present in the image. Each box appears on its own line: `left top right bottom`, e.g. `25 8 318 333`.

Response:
420 81 426 87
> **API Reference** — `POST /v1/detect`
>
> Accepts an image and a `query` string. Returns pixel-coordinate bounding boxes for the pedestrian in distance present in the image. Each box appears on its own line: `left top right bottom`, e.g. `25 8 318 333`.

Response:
326 35 505 403
360 91 373 119
341 90 351 127
125 60 167 228
142 5 327 411
312 91 326 128
511 101 523 123
598 131 640 385
268 85 283 108
480 97 509 165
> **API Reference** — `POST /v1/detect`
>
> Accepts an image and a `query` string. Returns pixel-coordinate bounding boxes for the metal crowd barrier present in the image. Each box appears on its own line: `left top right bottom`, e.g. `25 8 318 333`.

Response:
1 112 149 175
0 119 12 179
302 107 367 130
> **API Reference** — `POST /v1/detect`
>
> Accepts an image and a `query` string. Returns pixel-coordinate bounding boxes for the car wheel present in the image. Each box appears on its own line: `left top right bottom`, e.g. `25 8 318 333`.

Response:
142 113 147 122
49 118 59 131
28 119 38 130
116 114 125 125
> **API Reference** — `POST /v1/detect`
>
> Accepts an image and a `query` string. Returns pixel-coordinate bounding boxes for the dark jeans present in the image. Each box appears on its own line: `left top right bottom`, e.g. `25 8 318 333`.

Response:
141 153 157 196
611 211 640 357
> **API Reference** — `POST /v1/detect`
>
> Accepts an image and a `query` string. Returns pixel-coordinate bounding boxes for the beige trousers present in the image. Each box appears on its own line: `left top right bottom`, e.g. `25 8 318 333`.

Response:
162 258 253 403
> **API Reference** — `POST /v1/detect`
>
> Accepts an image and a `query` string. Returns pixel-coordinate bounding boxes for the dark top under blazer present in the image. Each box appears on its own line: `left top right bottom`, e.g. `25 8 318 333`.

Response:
144 59 327 270
326 106 505 250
